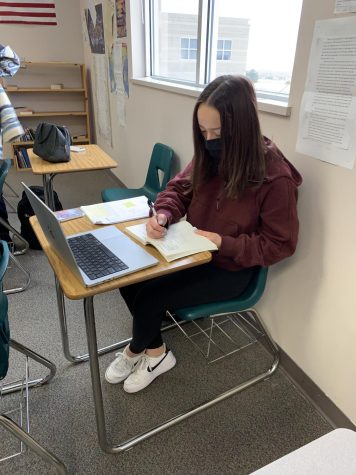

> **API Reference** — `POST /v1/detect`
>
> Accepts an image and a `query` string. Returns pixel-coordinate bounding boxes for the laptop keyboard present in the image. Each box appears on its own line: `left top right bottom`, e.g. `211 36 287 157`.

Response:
68 233 128 280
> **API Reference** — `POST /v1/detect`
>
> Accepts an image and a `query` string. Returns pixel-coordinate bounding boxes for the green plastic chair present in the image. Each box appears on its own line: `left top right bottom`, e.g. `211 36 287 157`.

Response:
101 142 174 203
166 266 280 423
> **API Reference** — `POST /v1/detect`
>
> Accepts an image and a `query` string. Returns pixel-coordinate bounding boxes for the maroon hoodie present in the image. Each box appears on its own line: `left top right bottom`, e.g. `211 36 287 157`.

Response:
155 137 302 271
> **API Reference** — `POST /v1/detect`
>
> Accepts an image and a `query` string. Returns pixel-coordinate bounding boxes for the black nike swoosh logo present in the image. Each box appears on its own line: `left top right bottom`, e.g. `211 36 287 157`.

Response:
147 351 169 372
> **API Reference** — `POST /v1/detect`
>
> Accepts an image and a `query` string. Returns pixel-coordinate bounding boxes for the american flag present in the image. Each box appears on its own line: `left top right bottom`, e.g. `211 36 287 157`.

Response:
0 1 57 25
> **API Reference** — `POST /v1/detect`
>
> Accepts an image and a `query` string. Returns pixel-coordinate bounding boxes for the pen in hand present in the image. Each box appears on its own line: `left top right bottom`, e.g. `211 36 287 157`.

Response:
147 199 157 218
147 199 168 228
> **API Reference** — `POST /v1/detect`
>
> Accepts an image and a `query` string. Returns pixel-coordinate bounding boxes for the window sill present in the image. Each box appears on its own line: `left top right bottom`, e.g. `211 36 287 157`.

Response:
132 77 291 117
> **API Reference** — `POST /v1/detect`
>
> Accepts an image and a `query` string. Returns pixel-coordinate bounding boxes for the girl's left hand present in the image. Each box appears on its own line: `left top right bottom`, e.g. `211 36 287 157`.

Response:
195 229 222 248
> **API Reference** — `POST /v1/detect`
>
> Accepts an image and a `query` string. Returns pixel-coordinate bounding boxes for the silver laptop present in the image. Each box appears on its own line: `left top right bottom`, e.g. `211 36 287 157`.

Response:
22 183 158 287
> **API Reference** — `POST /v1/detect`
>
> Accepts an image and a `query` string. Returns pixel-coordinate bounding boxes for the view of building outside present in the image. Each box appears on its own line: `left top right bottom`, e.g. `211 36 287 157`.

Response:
152 0 303 102
155 13 249 82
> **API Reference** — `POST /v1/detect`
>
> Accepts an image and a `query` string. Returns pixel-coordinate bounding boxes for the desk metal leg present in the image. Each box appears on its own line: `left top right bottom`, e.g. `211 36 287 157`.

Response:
1 340 56 395
83 296 280 453
55 278 131 364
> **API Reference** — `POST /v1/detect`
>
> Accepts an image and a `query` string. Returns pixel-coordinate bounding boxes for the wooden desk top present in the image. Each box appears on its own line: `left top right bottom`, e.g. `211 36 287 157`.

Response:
30 216 212 300
28 144 117 175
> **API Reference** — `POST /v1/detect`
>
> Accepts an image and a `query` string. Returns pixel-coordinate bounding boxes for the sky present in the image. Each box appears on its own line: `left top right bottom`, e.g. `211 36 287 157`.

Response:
160 0 303 72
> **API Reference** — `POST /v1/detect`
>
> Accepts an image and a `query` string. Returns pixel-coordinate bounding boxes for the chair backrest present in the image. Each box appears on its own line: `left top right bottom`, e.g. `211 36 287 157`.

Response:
0 159 12 195
0 240 10 379
175 266 269 321
143 143 174 201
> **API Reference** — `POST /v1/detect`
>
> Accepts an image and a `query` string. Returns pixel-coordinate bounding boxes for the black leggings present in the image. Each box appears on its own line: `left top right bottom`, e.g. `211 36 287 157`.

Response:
119 263 257 353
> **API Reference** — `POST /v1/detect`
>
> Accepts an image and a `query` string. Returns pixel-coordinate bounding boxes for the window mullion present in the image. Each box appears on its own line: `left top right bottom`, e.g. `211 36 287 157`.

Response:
206 0 218 83
196 0 209 86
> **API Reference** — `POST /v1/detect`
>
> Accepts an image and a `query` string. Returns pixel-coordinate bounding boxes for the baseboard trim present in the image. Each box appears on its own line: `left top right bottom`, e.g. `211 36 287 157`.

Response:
278 346 356 430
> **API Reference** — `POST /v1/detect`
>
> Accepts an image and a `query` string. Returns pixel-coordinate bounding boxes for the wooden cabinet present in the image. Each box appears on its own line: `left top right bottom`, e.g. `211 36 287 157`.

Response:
3 61 91 171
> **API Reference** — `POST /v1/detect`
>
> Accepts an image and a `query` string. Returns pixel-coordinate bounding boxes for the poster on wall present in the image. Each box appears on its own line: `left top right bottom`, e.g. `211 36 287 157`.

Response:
85 3 105 54
334 0 356 13
122 43 129 97
93 55 113 144
296 17 356 169
115 0 127 38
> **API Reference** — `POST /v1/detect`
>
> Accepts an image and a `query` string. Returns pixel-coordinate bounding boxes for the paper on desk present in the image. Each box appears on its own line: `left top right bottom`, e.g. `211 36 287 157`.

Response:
80 195 150 224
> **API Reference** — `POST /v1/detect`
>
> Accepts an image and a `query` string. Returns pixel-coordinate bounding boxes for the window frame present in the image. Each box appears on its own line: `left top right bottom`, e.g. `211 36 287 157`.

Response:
140 0 296 116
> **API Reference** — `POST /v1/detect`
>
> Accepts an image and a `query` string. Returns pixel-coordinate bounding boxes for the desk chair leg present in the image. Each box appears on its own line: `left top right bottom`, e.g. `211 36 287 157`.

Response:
1 340 56 396
0 217 29 256
83 298 280 453
55 277 131 364
0 415 67 474
3 182 19 214
4 252 31 294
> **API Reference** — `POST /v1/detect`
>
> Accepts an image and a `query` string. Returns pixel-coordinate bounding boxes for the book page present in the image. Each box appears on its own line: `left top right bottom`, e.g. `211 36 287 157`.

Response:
81 196 149 224
126 220 217 261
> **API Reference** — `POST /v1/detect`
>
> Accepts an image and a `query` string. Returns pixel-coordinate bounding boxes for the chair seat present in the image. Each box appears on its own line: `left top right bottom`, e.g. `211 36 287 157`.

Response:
175 267 268 321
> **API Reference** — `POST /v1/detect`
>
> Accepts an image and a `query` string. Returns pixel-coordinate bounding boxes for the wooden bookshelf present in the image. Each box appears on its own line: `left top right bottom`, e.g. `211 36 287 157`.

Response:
3 61 91 171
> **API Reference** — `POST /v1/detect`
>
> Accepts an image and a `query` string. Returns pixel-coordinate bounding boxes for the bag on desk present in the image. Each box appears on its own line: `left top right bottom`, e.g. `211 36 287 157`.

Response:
17 186 63 249
33 122 71 163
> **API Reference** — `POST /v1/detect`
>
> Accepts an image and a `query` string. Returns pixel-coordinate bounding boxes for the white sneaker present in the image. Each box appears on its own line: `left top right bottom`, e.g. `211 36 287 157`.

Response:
105 345 143 384
123 347 176 393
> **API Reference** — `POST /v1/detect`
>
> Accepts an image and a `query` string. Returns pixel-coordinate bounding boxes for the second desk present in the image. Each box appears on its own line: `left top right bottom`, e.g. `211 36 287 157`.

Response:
28 144 118 209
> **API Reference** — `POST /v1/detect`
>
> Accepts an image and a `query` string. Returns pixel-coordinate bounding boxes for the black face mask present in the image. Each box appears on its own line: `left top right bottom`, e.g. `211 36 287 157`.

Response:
204 138 222 160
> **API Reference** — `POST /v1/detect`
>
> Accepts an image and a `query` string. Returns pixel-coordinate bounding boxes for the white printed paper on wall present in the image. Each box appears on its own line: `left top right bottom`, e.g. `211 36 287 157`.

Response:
93 54 113 145
296 18 356 169
334 0 356 13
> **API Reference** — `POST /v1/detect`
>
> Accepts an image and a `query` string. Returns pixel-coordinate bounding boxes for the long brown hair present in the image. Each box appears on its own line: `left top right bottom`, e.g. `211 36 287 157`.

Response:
191 75 265 198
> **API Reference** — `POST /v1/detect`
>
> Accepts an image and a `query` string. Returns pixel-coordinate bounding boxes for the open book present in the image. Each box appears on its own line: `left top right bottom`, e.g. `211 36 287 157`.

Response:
125 220 218 262
80 196 149 225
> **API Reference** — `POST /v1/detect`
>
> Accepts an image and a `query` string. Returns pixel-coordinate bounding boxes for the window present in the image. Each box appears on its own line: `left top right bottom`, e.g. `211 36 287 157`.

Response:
181 38 198 60
145 0 303 103
217 40 232 61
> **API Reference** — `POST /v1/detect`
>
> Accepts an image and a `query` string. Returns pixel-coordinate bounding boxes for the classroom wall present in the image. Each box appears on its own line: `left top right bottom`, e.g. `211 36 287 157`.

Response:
80 0 356 425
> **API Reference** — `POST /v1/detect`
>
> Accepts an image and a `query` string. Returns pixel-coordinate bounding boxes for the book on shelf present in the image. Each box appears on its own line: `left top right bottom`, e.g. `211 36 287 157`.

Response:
19 127 35 142
125 220 218 262
80 195 150 225
21 147 31 167
14 148 30 168
50 83 63 90
18 110 34 116
54 208 84 222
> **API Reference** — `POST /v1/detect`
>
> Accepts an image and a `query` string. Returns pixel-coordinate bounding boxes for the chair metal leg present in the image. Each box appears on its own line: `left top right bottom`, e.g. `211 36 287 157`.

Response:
4 252 31 294
3 182 19 214
84 297 280 453
0 415 67 474
1 340 56 395
0 216 29 256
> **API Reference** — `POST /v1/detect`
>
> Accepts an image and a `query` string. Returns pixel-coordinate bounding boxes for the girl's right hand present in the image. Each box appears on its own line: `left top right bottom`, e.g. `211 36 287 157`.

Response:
146 214 167 239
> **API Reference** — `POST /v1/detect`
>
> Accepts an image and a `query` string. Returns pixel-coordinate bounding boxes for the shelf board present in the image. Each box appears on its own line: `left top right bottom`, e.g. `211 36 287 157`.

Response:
6 88 85 92
17 111 88 117
12 138 90 146
22 61 82 67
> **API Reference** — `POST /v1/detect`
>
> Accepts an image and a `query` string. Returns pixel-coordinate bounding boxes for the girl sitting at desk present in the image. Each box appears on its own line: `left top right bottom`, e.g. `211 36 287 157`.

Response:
105 75 302 393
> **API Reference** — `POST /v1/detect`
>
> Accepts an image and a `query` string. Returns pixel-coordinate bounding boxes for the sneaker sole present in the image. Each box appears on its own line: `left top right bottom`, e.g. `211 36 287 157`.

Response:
124 353 177 393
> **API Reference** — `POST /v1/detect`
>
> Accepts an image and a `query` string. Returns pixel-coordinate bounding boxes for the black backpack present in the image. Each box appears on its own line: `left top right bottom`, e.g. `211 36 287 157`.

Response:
17 186 63 249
